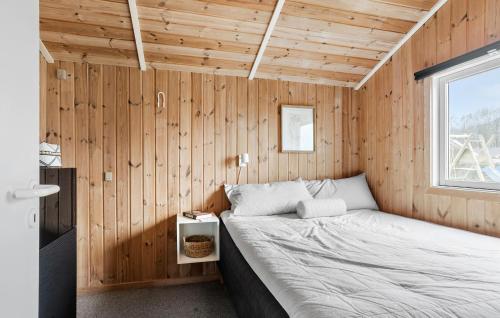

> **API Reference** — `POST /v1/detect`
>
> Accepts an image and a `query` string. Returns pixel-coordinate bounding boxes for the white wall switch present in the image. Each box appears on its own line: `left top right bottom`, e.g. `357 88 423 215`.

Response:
57 68 68 80
104 171 113 182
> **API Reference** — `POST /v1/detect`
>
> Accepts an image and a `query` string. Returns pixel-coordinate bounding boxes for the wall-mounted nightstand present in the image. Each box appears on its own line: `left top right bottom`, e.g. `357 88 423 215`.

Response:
177 214 220 264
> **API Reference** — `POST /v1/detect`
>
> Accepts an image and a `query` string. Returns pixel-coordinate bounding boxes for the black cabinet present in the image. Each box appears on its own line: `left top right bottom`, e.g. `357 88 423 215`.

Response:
39 168 76 318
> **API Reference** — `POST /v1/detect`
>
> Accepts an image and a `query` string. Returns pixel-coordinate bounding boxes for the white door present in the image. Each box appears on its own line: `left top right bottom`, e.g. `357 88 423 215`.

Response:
0 0 40 316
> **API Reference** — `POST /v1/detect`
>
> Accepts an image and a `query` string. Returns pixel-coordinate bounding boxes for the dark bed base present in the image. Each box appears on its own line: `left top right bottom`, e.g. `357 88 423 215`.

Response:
218 219 288 318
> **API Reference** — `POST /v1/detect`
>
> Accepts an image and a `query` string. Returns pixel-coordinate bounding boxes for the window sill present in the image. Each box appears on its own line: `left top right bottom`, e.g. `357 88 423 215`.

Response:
426 186 500 202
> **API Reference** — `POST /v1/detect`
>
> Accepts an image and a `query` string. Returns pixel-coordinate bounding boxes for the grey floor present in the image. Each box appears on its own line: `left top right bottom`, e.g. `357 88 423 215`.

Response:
77 282 238 318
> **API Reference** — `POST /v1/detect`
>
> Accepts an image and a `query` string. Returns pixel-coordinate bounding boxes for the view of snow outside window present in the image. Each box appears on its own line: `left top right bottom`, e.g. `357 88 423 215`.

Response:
448 66 500 184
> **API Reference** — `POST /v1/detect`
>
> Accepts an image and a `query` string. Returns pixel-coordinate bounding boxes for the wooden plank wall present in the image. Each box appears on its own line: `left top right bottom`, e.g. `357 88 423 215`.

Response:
357 0 500 238
40 61 360 291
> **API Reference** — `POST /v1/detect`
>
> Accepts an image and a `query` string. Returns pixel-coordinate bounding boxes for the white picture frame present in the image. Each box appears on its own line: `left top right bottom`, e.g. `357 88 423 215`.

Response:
280 105 315 153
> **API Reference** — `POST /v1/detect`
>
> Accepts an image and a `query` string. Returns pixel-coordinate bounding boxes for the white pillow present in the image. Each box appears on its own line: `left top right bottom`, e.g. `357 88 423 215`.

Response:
296 198 347 219
304 178 337 199
304 173 378 211
224 180 312 216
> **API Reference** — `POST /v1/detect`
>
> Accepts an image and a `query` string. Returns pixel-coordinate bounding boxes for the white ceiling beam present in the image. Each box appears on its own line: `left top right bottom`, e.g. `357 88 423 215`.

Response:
248 0 286 80
354 0 449 90
128 0 146 71
39 40 54 64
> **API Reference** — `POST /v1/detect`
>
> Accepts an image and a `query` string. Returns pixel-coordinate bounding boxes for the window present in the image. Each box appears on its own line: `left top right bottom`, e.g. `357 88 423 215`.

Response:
433 54 500 191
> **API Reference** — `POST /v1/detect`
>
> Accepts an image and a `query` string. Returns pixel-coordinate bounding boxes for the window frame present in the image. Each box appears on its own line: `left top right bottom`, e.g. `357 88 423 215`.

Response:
432 54 500 191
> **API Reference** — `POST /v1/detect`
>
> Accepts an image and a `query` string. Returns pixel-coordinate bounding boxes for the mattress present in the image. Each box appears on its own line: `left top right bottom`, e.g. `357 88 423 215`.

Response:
221 209 500 318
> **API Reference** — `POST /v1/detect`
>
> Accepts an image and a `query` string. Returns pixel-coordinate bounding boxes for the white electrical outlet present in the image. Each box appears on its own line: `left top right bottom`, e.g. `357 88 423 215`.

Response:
57 68 68 80
104 171 113 182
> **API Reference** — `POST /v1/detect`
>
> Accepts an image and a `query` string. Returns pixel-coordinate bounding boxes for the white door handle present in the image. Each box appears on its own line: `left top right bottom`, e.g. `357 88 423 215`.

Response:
14 184 60 199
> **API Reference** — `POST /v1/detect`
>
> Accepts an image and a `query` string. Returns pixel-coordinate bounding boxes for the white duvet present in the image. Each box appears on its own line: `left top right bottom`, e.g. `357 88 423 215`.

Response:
221 210 500 318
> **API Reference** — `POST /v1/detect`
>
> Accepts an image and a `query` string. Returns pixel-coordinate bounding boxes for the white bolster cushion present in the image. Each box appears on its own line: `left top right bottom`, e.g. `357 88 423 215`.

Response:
296 198 347 219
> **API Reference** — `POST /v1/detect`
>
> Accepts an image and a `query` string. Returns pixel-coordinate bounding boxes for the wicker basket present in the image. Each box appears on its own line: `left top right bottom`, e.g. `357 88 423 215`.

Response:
183 235 214 258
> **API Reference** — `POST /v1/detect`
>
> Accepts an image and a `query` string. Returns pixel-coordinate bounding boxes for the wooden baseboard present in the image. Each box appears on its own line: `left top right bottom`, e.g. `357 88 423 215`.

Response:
77 274 220 295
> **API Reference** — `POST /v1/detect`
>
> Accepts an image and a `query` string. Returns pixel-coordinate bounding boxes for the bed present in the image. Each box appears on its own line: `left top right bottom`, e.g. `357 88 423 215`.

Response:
218 209 500 318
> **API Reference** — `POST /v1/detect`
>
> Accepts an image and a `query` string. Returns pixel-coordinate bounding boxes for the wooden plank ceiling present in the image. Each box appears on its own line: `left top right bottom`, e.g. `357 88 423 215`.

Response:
40 0 438 87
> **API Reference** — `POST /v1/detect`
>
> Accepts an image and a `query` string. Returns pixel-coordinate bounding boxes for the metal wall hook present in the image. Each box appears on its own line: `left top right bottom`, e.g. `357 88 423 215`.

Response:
157 91 166 109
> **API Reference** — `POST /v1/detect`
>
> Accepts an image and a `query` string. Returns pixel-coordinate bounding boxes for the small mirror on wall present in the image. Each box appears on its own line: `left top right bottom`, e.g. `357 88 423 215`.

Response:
280 105 315 153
